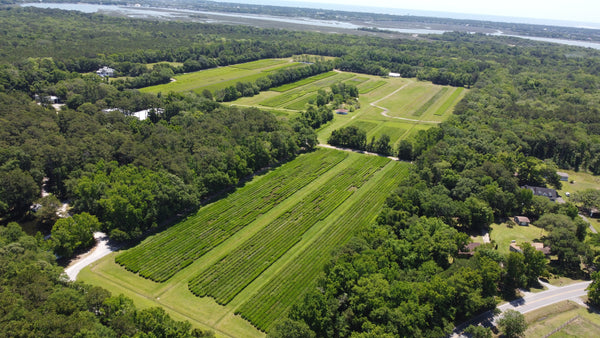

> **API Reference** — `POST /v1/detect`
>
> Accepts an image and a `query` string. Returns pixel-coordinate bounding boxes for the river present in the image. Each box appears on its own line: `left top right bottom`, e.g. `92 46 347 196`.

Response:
22 3 600 50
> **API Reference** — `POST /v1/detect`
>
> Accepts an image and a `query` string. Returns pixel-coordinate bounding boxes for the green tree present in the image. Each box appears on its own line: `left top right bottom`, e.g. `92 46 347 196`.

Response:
51 212 100 257
464 324 492 338
521 242 548 287
504 252 526 295
497 310 527 338
587 271 600 306
0 168 40 218
268 318 316 338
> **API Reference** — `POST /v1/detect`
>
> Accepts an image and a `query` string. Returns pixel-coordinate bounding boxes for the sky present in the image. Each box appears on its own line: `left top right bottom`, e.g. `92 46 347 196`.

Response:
225 0 600 26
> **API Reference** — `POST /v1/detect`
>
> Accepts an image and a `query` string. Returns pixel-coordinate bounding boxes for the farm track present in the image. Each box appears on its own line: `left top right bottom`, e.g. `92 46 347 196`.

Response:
371 82 442 124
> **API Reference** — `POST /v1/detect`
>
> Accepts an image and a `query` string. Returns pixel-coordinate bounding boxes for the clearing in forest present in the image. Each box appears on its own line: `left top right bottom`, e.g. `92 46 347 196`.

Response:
231 72 466 148
138 58 297 95
79 148 408 337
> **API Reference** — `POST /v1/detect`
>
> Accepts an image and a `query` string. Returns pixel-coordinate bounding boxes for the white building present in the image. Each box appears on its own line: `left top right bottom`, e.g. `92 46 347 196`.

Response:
96 66 115 77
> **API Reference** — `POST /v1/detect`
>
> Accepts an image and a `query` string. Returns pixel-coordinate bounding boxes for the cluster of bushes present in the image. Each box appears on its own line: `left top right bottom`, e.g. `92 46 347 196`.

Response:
327 126 393 156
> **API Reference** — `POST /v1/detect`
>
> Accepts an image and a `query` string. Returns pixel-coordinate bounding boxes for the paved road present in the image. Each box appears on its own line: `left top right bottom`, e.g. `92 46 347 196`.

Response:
64 232 118 281
496 281 591 317
451 280 591 336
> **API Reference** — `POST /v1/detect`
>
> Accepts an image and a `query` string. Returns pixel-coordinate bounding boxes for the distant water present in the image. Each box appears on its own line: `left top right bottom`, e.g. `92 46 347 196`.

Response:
22 3 600 50
224 0 600 29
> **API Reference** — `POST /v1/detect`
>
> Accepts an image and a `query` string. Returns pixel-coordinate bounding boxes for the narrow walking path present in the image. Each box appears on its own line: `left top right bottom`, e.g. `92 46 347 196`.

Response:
370 82 441 124
579 213 598 234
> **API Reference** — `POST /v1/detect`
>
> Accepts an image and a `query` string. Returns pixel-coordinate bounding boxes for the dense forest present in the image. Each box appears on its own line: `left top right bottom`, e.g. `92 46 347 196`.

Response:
0 222 215 337
1 4 600 337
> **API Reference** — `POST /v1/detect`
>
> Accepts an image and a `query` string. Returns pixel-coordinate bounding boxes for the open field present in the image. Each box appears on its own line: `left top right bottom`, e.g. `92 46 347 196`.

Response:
270 71 336 91
556 170 600 232
230 72 466 147
490 222 548 255
146 61 184 69
139 58 298 95
524 300 600 337
80 149 408 336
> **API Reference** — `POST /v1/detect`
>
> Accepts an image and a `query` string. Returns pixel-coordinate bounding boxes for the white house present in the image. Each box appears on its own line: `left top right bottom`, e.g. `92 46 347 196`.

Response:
96 66 115 77
388 72 401 77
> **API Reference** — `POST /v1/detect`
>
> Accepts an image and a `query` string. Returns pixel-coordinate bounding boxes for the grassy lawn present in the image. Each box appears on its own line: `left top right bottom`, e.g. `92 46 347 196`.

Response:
139 58 299 94
271 71 336 91
524 300 600 337
490 222 547 255
229 58 289 70
555 169 600 232
146 61 183 69
557 169 600 196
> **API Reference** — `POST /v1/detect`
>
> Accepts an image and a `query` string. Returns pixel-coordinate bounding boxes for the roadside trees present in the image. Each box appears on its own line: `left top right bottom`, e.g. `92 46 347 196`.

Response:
497 310 527 338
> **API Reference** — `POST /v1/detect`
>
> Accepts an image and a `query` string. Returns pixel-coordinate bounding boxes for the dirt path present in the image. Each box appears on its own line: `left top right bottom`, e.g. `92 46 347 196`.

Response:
318 143 401 161
370 82 441 124
579 214 598 234
64 232 117 281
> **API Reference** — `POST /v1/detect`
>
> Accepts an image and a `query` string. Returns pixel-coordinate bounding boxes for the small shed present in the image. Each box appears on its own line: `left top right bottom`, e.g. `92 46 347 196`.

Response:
388 72 401 77
514 216 531 226
335 109 349 115
557 172 569 181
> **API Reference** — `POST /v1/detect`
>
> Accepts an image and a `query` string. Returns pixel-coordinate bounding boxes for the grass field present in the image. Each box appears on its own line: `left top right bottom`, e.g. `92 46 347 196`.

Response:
230 72 466 148
270 71 336 92
524 300 600 337
490 222 548 255
556 169 600 232
139 58 298 95
146 61 184 69
79 149 408 336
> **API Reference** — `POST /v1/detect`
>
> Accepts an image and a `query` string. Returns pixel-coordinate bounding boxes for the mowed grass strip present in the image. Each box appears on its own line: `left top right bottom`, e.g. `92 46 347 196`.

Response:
433 87 464 116
229 59 289 70
413 87 448 116
139 60 299 94
236 160 409 332
270 71 336 92
260 73 354 108
358 80 386 94
115 149 348 282
260 90 307 108
188 155 390 305
285 93 317 110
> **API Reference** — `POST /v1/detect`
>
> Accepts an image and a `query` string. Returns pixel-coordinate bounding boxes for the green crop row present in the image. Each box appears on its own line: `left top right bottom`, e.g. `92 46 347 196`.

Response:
270 71 337 92
115 149 348 282
284 93 317 110
187 155 390 304
358 80 386 94
236 161 408 332
259 90 308 107
433 87 464 116
229 58 289 70
413 87 448 116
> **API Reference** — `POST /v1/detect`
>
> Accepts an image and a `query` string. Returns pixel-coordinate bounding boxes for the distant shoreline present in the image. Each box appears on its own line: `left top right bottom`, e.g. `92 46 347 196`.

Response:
214 0 600 29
